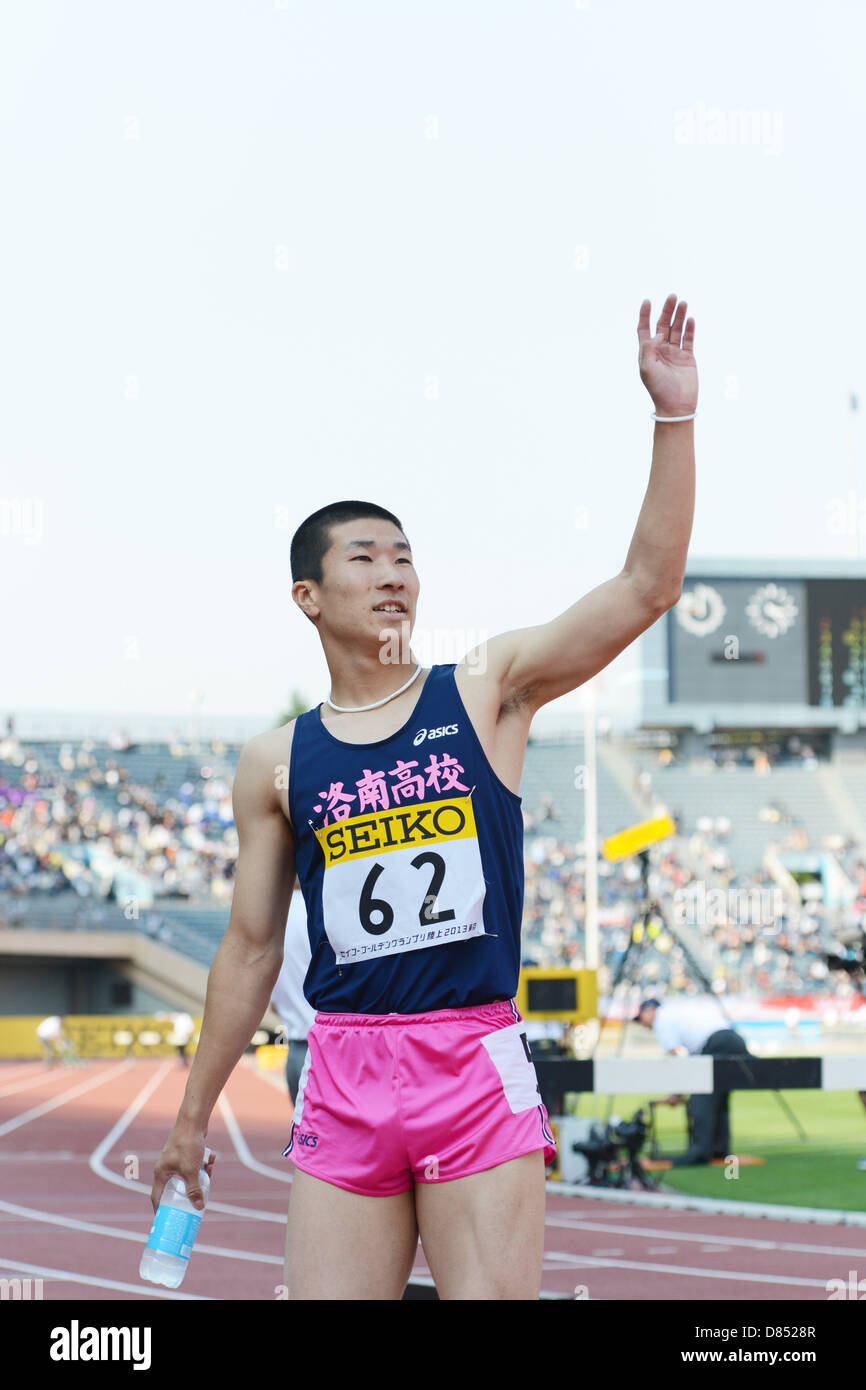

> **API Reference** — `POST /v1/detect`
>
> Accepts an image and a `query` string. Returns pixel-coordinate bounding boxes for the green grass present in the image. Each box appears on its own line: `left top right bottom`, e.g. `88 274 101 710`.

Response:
567 1090 866 1211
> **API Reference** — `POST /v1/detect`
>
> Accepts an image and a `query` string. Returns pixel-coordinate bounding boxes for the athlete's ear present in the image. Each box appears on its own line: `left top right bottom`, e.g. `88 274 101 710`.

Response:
292 580 320 624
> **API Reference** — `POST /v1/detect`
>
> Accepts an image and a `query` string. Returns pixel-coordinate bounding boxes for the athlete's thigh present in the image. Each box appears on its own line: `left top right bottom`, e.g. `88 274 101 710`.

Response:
414 1149 546 1300
284 1167 420 1300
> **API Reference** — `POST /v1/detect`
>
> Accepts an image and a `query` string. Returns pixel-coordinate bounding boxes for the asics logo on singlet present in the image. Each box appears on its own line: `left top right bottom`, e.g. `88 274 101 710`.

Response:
412 723 458 746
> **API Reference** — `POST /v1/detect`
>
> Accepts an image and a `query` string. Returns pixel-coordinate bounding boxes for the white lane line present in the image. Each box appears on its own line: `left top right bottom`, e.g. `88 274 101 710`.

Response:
88 1057 173 1184
0 1197 281 1265
88 1060 286 1223
0 1256 210 1300
700 1245 732 1253
591 1247 624 1256
647 1246 678 1254
0 1063 49 1087
217 1092 291 1184
0 1068 89 1099
551 1209 643 1221
547 1179 866 1226
0 1150 78 1161
545 1214 866 1260
542 1249 829 1289
0 1061 134 1136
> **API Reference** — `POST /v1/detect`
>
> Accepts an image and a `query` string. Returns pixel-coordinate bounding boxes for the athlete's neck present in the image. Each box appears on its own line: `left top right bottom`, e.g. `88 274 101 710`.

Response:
324 651 424 714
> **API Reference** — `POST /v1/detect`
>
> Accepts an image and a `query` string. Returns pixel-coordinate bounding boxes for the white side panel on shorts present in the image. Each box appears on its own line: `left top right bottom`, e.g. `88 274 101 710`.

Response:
293 1047 312 1128
480 1022 542 1114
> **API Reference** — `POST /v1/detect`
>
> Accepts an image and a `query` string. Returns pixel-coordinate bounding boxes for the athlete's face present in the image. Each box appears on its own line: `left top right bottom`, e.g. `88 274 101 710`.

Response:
311 518 419 653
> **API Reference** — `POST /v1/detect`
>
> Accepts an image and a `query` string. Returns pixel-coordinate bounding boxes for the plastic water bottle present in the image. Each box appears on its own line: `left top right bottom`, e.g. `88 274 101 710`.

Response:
140 1152 212 1288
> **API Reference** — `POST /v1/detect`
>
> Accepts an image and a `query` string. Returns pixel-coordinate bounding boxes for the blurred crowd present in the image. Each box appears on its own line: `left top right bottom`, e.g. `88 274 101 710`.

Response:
2 731 865 1005
522 797 866 1003
633 733 825 774
0 735 238 906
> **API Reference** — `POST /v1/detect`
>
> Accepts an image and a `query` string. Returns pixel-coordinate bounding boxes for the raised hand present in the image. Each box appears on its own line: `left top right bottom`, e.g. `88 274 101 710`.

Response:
637 293 698 417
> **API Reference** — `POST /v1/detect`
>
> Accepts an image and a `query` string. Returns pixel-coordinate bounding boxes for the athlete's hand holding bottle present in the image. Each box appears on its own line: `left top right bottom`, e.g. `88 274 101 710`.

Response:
142 1132 217 1287
152 1126 215 1213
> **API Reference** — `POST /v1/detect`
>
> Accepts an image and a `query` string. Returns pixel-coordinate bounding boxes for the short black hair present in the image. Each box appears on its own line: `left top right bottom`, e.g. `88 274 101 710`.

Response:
290 500 408 587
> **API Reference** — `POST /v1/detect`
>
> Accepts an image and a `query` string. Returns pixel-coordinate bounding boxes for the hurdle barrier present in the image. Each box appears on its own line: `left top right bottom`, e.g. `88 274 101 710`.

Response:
533 1054 866 1096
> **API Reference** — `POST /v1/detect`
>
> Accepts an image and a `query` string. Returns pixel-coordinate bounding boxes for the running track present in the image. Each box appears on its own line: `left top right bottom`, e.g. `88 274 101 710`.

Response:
0 1058 861 1301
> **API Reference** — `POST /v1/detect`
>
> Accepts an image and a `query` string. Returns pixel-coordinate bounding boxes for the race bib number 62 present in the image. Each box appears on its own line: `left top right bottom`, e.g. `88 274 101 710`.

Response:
313 796 487 966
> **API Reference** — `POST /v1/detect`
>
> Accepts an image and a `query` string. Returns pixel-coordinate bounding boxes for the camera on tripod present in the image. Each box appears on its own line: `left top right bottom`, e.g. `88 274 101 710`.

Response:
558 1107 657 1189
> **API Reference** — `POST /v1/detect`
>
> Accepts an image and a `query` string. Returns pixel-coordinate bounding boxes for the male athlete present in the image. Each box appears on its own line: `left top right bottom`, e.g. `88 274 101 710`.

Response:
151 294 698 1299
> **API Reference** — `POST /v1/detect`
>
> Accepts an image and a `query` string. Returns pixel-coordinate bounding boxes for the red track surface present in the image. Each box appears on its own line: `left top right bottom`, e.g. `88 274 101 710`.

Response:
1 1058 862 1301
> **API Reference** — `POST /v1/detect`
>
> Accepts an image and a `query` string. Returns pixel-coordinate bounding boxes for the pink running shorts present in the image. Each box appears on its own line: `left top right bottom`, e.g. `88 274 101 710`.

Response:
282 999 557 1196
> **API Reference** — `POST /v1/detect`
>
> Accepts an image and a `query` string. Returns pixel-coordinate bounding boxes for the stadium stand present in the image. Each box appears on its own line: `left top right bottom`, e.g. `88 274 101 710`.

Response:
2 726 864 1025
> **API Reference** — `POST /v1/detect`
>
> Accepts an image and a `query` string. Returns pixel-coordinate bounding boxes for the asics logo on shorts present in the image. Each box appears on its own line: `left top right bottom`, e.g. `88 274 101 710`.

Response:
297 1131 319 1148
412 723 458 745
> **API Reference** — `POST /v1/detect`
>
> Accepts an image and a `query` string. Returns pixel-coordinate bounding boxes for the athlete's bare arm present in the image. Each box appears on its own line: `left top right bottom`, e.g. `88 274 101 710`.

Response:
468 293 699 718
150 729 297 1210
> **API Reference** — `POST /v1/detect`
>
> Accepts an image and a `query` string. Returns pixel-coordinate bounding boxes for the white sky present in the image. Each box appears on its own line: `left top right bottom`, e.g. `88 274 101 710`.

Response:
3 0 865 737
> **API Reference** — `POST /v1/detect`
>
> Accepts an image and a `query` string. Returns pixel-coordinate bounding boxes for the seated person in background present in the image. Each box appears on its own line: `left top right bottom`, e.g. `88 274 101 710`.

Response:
635 995 751 1167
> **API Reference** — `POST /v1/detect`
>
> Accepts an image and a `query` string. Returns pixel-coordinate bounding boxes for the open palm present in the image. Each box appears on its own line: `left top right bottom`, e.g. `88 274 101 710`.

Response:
637 293 698 417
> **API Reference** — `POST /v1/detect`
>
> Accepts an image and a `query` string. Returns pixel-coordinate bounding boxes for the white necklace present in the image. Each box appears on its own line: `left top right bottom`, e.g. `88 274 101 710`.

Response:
326 661 423 713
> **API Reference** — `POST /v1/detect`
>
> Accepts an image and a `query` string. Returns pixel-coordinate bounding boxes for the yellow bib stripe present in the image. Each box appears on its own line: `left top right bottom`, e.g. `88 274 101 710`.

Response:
314 796 478 868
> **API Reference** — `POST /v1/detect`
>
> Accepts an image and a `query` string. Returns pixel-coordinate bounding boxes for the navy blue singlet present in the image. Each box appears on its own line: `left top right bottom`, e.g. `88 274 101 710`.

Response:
288 663 524 1014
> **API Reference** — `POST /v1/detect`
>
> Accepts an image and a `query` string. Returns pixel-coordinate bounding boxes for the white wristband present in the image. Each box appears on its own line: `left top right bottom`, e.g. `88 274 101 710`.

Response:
651 411 696 422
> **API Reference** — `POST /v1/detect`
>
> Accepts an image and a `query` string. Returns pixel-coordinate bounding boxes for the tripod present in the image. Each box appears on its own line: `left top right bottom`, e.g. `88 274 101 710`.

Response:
594 849 662 1122
592 849 808 1144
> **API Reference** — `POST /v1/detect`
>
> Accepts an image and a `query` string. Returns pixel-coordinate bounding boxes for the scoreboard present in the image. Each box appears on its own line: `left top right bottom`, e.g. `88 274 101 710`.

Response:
668 576 866 708
806 579 866 706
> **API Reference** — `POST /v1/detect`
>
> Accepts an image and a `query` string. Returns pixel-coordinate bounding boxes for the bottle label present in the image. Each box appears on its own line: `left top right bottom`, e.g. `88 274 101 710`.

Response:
145 1203 203 1260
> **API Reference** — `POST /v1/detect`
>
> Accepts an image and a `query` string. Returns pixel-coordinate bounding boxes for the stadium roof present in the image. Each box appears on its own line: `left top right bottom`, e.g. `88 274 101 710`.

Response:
686 556 865 578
